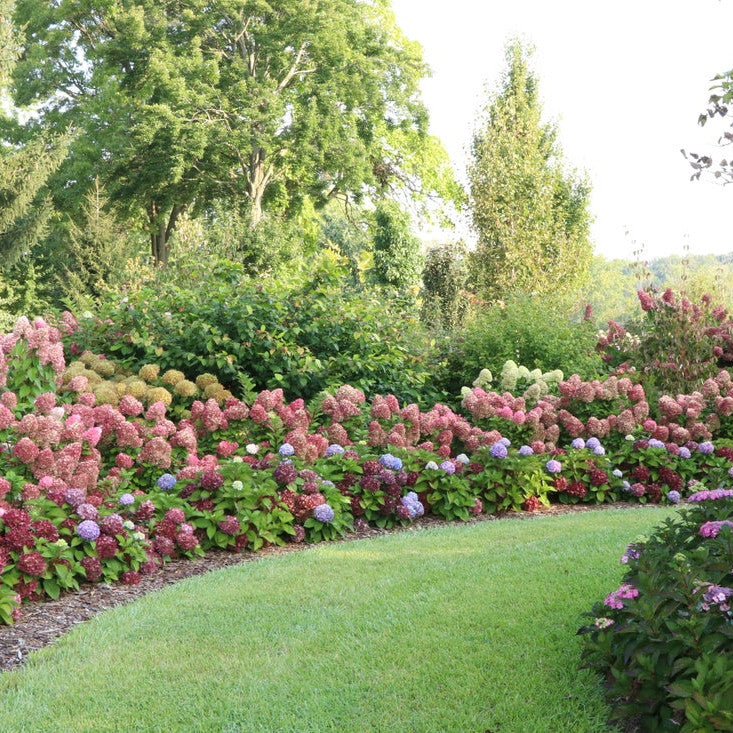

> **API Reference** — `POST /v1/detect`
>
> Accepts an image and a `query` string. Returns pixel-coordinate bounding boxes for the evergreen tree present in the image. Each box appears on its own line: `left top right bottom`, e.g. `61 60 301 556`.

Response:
468 40 592 300
0 0 65 264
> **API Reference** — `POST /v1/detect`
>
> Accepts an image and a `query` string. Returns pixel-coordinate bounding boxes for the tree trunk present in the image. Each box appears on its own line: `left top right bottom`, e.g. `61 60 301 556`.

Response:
148 202 186 266
247 147 273 229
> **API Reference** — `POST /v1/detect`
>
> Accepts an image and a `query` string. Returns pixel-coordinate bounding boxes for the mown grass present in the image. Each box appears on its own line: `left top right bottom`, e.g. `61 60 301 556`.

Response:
0 507 673 732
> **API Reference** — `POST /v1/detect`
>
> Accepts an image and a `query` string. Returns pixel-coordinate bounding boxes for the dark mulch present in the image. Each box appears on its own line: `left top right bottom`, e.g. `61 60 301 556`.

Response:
0 503 657 674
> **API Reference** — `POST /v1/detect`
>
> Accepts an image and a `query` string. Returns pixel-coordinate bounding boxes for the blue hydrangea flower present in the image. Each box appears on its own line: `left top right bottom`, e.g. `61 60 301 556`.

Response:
278 443 295 457
119 493 135 506
570 438 586 450
76 520 100 541
379 453 403 471
313 504 335 523
586 437 601 450
490 443 508 459
157 473 177 491
440 460 456 474
325 444 345 457
401 492 424 518
545 459 562 474
498 437 511 447
593 445 606 456
678 447 692 459
666 490 681 504
648 439 666 449
698 441 715 455
518 445 534 456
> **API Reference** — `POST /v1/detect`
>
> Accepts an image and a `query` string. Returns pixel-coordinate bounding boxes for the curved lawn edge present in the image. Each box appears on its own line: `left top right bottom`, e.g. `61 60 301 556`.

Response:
0 507 674 733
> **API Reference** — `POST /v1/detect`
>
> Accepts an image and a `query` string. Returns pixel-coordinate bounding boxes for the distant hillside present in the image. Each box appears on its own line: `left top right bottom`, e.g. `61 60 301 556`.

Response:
581 252 733 325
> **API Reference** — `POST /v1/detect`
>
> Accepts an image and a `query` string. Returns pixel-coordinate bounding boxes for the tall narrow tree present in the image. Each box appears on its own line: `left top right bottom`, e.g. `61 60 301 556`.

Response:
468 40 592 300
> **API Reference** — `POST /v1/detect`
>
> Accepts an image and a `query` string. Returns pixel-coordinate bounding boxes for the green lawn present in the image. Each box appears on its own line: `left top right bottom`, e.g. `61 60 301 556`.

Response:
0 507 673 732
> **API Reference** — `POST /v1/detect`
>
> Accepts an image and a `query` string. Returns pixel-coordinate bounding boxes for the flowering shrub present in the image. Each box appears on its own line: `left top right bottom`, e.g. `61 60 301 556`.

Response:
579 490 733 730
597 288 733 397
3 314 733 627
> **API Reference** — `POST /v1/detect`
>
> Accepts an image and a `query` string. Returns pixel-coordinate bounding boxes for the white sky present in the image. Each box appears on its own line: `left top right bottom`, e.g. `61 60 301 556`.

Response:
390 0 733 261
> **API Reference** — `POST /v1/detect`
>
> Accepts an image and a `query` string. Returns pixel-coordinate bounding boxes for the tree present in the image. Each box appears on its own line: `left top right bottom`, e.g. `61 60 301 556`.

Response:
468 40 592 300
12 0 454 265
0 0 65 263
372 200 423 291
685 69 733 183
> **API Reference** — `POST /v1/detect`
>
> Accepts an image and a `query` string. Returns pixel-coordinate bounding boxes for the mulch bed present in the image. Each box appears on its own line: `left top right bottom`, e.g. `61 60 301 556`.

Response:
0 503 657 674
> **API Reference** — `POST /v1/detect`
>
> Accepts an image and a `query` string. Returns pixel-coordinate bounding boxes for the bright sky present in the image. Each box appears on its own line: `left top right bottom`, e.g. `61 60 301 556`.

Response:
390 0 733 262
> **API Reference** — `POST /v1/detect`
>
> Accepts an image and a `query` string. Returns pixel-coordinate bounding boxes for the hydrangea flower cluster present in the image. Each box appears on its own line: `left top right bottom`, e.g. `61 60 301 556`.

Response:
400 492 424 519
312 504 335 523
604 583 639 610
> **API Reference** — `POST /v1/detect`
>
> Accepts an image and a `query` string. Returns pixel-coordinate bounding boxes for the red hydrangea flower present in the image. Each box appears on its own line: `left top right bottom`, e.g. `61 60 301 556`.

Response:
18 551 47 577
81 556 103 581
176 531 199 551
200 470 224 491
5 527 35 550
135 500 156 521
2 508 31 529
153 536 175 557
121 571 141 585
522 496 542 512
164 507 186 525
31 520 60 542
218 515 240 536
100 514 125 536
95 535 120 559
273 463 297 486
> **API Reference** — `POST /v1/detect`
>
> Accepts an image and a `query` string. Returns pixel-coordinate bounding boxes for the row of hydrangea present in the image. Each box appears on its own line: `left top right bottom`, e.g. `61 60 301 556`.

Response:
2 315 733 626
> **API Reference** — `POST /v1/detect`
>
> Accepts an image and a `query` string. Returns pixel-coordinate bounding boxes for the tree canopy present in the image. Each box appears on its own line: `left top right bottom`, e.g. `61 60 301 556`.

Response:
12 0 454 265
467 40 592 300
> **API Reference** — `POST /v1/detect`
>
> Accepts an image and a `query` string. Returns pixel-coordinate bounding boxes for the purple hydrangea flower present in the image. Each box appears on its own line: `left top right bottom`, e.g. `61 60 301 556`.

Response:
278 443 295 457
65 488 86 507
689 488 733 502
593 445 606 456
678 447 691 459
119 493 135 506
76 503 98 521
586 437 601 450
313 504 335 523
518 445 534 457
666 490 681 504
401 491 424 518
156 473 177 491
76 520 100 541
648 439 666 449
379 453 403 471
570 438 586 450
498 437 511 447
325 444 345 457
440 460 456 474
545 459 562 474
698 441 715 455
490 443 508 459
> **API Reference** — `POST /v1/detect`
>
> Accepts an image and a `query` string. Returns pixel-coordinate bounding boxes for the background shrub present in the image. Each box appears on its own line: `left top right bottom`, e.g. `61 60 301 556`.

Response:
437 291 604 396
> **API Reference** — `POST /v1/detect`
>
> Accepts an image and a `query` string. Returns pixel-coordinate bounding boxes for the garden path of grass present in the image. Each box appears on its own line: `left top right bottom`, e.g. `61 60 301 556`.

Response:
0 507 673 732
